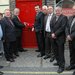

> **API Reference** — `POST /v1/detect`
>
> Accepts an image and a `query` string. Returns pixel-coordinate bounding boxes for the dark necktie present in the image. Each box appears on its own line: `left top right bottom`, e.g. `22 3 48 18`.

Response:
8 18 14 26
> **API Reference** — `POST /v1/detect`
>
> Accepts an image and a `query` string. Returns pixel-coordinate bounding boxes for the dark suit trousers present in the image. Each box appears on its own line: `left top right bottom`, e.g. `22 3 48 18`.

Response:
4 41 16 60
36 31 45 55
45 32 52 56
69 39 75 65
16 36 23 51
52 38 65 68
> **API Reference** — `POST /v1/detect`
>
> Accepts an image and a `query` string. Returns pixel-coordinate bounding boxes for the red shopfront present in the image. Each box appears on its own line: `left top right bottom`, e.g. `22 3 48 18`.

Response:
16 0 42 48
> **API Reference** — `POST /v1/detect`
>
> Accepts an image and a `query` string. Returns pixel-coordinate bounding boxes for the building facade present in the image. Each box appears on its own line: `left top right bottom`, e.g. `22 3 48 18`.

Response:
0 0 75 13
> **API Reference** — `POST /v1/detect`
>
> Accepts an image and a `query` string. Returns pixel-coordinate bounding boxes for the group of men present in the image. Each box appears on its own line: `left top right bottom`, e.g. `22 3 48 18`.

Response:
0 8 27 75
0 4 75 75
34 5 75 74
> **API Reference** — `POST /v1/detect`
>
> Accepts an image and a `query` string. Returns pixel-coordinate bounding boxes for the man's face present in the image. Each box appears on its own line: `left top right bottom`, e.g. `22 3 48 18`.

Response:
5 10 11 17
47 7 53 14
15 10 20 16
35 6 40 13
42 8 47 14
56 8 62 16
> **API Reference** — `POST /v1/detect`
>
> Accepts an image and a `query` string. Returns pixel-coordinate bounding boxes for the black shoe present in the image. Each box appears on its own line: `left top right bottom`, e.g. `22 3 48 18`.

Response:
14 53 19 57
13 55 17 59
66 65 75 70
9 59 15 62
50 57 55 62
53 63 59 66
19 49 27 52
44 55 50 60
57 67 64 73
0 66 3 69
37 54 45 57
0 71 4 75
35 50 40 52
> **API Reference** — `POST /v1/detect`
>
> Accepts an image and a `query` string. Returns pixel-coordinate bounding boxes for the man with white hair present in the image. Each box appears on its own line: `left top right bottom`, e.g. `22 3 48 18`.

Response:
51 6 68 73
2 9 16 62
42 5 48 15
12 8 26 53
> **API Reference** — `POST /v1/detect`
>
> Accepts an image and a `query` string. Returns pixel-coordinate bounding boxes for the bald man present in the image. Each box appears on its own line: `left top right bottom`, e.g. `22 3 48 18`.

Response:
51 6 68 73
12 8 26 52
42 5 48 15
66 6 75 71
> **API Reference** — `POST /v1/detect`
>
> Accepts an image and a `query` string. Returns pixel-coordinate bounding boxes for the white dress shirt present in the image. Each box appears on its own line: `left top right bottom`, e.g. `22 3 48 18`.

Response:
45 13 53 32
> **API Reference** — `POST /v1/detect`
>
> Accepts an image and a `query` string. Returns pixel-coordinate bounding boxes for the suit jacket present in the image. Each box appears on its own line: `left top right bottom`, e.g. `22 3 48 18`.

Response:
66 16 75 39
34 12 45 32
44 13 55 35
12 15 25 37
1 17 16 42
51 14 68 43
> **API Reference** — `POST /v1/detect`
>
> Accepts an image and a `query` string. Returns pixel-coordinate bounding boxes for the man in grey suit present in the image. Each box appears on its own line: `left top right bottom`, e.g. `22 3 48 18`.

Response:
43 6 55 62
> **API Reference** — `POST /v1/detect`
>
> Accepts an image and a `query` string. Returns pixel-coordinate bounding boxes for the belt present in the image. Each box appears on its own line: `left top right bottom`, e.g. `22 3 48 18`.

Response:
45 31 51 34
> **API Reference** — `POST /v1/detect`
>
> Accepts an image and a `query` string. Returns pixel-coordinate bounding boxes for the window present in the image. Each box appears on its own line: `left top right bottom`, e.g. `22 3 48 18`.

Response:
0 0 9 13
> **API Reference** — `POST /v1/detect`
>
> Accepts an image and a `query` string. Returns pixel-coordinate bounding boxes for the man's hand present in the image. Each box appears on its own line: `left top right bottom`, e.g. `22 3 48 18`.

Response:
51 33 56 39
67 35 72 41
32 27 34 31
24 22 28 26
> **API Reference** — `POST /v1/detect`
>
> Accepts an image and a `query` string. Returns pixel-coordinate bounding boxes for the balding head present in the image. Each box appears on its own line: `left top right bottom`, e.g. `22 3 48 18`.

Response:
55 6 62 16
14 8 20 16
42 5 48 14
42 5 47 10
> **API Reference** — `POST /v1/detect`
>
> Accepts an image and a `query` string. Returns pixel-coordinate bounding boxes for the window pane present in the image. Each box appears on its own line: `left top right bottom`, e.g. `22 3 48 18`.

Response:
0 6 9 13
0 0 9 5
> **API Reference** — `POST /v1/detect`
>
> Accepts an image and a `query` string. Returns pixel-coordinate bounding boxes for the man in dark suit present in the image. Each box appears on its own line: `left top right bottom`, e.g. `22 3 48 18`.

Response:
12 8 26 52
33 5 45 57
66 6 75 71
2 9 17 62
51 6 68 73
43 6 55 62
